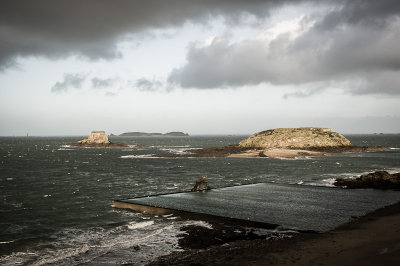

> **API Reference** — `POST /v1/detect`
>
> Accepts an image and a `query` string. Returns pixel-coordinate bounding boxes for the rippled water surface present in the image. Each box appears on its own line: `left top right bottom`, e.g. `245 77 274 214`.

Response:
1 134 399 264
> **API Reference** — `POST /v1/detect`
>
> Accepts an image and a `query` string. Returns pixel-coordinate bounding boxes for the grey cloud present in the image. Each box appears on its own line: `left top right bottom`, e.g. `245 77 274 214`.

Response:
354 71 400 95
91 78 118 89
283 87 325 99
169 2 400 95
3 0 400 96
169 38 274 88
317 0 400 30
0 0 288 69
135 78 163 91
312 115 400 134
51 73 87 93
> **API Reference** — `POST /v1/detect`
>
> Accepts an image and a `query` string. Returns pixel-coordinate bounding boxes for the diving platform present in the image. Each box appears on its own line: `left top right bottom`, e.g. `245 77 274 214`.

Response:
113 183 400 232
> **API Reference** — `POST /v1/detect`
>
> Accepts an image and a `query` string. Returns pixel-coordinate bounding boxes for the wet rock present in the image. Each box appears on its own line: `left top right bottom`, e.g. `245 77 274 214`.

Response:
259 151 267 157
177 224 267 250
334 171 400 189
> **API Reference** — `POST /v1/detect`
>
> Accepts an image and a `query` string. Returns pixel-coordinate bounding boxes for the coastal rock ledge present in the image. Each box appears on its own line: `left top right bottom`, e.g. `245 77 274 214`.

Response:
71 131 127 147
334 171 400 189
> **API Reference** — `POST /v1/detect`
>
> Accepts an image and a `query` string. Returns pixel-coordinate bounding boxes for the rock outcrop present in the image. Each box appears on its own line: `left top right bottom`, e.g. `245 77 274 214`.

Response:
334 171 400 189
78 131 110 145
72 131 128 147
238 127 353 149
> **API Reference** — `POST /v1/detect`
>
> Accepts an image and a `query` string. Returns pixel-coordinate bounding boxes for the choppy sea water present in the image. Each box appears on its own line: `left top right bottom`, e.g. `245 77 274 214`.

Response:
1 134 400 265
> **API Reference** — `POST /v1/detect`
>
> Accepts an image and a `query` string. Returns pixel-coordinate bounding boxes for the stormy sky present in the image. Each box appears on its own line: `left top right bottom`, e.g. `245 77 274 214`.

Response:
0 0 399 135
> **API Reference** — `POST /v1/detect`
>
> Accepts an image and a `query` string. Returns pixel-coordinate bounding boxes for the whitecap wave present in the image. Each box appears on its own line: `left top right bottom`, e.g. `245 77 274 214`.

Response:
387 168 400 173
127 221 154 230
159 148 190 155
0 220 191 266
151 145 190 148
184 220 213 230
120 154 156 159
58 145 72 151
0 240 15 244
316 178 337 187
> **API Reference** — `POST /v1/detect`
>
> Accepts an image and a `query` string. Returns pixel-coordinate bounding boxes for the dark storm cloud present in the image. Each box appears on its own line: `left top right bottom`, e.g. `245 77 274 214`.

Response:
168 0 400 95
51 73 87 93
2 1 399 96
0 0 289 69
317 0 400 30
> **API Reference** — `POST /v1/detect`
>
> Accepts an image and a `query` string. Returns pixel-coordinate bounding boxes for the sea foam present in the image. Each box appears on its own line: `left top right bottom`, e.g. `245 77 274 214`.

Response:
127 221 154 230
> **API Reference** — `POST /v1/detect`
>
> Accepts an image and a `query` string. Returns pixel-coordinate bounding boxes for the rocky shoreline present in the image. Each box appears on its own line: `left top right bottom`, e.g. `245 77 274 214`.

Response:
155 144 388 159
148 202 400 265
70 142 128 148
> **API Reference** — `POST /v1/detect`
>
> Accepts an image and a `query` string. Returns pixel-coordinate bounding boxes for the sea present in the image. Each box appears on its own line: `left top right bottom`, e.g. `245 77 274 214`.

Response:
1 134 400 265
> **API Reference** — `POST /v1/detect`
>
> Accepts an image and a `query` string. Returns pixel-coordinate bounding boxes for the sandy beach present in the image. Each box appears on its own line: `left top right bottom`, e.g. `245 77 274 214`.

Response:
149 201 400 265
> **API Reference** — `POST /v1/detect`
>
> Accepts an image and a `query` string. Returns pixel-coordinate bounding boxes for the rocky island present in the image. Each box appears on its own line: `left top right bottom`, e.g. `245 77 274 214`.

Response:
71 131 128 147
119 131 189 137
156 127 387 159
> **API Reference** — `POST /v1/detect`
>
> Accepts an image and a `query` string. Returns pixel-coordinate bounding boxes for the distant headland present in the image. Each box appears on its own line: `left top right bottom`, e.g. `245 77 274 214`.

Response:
71 131 128 147
119 131 189 137
156 127 388 158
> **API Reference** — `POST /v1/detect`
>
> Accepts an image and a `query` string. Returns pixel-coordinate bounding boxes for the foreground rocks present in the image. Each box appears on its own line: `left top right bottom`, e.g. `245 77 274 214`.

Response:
71 131 128 147
150 203 400 266
176 223 281 250
334 171 400 189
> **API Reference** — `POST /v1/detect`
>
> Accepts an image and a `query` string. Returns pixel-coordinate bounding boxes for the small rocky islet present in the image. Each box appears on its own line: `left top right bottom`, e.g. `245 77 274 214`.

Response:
71 131 128 147
156 127 388 159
